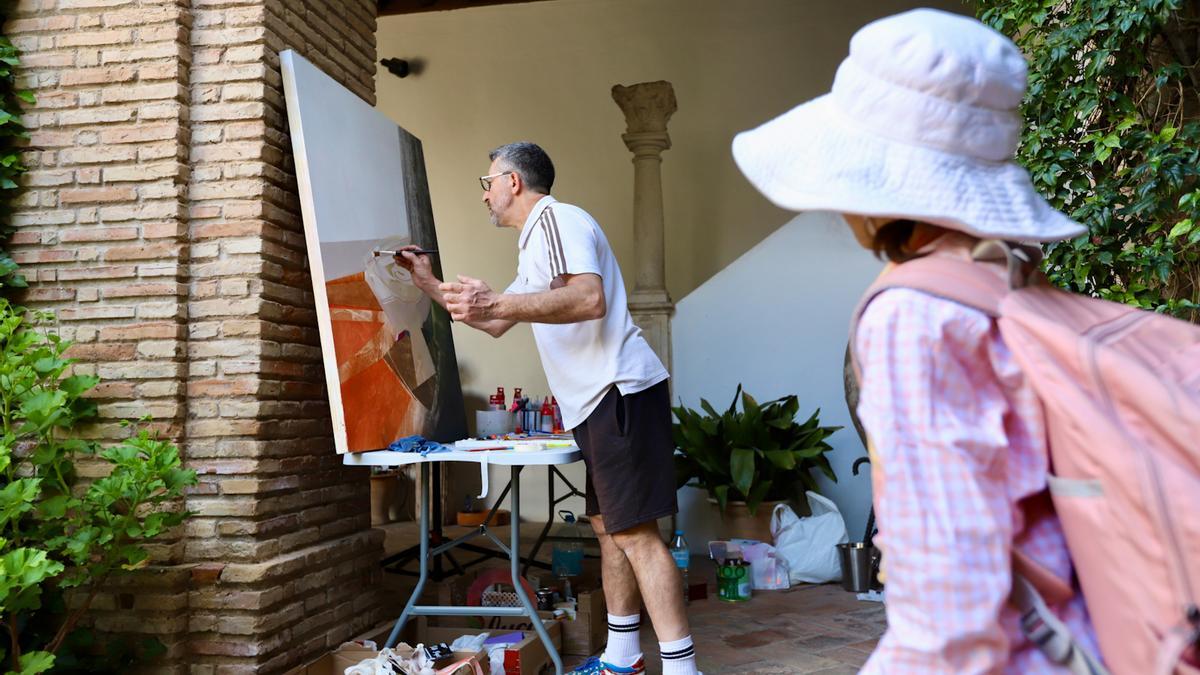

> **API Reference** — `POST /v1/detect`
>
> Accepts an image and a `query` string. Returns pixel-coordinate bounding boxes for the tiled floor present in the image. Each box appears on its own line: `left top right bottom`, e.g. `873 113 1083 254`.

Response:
562 573 883 674
378 520 885 674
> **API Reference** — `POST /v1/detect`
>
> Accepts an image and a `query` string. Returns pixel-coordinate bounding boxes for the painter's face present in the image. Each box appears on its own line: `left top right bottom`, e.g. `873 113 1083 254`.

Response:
482 159 515 227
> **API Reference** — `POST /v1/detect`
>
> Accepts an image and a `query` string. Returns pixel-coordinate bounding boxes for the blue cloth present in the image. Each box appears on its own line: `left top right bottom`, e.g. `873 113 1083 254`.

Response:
386 435 450 456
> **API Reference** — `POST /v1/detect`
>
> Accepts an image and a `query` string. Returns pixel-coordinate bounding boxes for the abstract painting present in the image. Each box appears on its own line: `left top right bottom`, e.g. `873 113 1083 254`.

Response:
281 50 466 454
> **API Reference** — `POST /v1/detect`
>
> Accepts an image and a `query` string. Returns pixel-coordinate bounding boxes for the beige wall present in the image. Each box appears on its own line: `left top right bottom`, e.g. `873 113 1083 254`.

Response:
376 0 970 432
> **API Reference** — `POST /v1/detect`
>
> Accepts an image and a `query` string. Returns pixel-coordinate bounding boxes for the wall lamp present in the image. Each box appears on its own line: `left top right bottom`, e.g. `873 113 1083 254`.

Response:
381 57 413 78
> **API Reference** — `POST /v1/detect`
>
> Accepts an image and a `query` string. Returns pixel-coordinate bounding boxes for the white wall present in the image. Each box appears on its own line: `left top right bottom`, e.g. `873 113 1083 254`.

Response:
672 212 884 549
374 0 969 525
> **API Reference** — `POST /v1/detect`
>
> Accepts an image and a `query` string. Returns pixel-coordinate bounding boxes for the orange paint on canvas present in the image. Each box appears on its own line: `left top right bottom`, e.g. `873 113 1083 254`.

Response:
326 272 420 452
340 357 416 451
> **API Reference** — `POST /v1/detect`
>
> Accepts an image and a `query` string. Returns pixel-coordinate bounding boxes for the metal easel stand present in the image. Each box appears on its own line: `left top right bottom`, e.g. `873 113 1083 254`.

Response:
385 463 564 675
381 466 559 580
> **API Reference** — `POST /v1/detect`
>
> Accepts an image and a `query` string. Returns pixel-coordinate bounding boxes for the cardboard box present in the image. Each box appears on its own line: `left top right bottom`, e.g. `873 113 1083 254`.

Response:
283 624 485 675
562 588 607 657
303 617 562 675
430 615 563 674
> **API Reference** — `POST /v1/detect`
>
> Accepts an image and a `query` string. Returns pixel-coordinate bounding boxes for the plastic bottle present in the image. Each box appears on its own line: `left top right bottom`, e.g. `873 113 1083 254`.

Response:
551 396 564 434
670 530 690 604
552 511 584 582
494 387 506 411
540 397 555 433
509 388 523 435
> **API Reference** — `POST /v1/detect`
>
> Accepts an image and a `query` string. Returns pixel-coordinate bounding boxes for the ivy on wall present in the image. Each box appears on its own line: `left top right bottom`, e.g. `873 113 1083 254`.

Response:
0 16 196 675
0 17 30 294
979 0 1200 319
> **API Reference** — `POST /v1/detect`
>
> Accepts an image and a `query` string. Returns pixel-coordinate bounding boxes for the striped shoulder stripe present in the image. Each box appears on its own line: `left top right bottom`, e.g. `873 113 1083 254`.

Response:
541 206 568 276
538 211 560 277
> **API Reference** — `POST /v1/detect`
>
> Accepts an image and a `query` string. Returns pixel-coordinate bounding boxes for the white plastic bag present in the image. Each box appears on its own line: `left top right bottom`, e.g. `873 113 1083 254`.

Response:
729 539 790 590
770 491 849 584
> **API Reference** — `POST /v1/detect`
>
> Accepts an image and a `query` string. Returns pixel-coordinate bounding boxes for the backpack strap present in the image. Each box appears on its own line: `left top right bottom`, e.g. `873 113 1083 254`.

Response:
848 239 1026 381
1012 574 1111 675
1155 621 1200 675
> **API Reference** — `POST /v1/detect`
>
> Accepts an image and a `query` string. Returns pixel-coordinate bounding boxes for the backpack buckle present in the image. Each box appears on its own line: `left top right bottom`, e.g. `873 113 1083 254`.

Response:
971 239 1043 289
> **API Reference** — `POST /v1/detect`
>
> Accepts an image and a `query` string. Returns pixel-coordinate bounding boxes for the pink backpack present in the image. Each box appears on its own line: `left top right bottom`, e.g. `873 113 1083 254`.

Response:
852 239 1200 675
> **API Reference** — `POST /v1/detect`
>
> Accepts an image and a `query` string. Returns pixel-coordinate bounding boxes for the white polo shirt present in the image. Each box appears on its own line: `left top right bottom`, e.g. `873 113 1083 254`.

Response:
505 196 668 430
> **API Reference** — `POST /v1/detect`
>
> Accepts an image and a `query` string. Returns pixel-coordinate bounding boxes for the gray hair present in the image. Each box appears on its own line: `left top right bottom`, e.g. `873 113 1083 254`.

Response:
489 142 555 194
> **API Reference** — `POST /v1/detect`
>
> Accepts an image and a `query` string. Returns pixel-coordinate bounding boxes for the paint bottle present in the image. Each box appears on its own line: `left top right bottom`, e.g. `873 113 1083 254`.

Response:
494 387 506 411
540 397 554 433
551 397 564 434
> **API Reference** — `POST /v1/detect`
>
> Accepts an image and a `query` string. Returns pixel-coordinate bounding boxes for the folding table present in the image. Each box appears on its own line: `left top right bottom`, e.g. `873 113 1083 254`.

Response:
344 445 583 675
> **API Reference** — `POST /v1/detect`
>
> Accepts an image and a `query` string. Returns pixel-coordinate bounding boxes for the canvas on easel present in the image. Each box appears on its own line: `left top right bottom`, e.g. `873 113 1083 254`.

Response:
280 50 466 454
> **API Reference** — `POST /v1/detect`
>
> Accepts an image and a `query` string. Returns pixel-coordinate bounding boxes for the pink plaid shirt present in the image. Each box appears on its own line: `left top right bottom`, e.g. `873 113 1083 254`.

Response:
856 287 1098 674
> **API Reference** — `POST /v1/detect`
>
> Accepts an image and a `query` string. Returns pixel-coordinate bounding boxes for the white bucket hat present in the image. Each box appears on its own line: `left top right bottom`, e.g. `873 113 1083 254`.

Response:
732 8 1086 243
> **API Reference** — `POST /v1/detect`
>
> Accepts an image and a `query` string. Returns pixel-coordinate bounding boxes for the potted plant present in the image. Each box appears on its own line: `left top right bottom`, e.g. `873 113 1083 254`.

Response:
673 384 840 541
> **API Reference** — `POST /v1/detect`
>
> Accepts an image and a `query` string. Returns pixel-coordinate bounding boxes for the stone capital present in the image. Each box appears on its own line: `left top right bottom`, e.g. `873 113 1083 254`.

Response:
612 80 677 135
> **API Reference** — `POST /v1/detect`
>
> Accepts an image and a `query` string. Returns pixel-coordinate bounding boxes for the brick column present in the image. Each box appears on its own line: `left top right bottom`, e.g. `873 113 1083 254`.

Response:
6 1 386 672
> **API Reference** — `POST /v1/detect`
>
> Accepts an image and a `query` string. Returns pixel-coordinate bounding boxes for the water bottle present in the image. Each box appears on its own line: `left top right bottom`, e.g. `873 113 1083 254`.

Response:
552 510 584 581
670 530 690 604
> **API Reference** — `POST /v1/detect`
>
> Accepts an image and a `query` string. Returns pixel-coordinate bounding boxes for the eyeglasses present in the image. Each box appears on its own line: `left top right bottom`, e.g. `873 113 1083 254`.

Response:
479 171 514 191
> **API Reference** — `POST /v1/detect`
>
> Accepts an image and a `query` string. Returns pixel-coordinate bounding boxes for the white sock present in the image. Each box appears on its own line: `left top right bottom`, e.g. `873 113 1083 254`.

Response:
660 635 698 675
602 612 642 668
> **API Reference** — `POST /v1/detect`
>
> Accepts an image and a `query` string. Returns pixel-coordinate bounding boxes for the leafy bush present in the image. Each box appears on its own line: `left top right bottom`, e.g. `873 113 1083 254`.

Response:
0 300 195 674
673 385 840 515
979 0 1200 319
0 33 30 293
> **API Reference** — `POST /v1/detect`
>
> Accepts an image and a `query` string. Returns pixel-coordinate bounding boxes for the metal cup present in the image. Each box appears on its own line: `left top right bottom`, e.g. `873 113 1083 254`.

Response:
838 542 879 593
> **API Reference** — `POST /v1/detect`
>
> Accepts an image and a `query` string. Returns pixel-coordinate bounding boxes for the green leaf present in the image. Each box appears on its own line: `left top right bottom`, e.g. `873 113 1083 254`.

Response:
764 449 796 470
60 374 99 397
729 447 755 499
726 383 743 415
38 494 71 519
15 651 55 675
745 480 773 516
712 485 729 513
1168 219 1194 240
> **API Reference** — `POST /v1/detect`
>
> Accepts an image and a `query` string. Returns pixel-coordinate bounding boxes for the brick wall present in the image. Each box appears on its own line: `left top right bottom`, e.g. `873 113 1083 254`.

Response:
6 0 386 672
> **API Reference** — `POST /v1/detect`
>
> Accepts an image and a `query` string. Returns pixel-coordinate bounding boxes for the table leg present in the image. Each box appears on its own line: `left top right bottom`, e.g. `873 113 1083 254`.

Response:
386 462 430 649
510 465 563 675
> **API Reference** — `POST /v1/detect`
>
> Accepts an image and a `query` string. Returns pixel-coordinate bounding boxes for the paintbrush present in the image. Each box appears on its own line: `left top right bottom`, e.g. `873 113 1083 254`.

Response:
374 249 438 256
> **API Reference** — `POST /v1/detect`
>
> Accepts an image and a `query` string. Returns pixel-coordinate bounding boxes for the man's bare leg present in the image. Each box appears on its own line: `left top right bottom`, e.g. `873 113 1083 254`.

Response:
605 519 689 641
592 514 642 615
590 514 648 669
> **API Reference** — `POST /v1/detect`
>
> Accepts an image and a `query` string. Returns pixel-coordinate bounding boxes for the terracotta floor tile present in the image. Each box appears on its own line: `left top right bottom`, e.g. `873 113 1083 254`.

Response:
381 522 888 673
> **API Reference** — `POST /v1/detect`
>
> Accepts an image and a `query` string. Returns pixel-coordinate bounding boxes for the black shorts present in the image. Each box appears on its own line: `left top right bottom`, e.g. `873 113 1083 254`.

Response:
571 380 677 534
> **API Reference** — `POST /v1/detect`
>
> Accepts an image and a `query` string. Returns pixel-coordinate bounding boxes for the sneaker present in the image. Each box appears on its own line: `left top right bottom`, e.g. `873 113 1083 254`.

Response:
568 656 646 674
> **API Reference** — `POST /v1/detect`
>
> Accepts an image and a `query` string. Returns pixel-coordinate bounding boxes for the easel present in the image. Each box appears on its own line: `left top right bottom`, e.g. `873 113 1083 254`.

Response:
347 446 584 675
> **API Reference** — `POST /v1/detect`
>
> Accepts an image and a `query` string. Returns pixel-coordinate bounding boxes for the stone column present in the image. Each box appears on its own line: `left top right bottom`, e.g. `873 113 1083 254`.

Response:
612 81 676 372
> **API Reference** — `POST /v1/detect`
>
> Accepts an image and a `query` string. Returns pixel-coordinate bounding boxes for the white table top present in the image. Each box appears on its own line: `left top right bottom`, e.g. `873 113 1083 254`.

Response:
342 446 582 467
